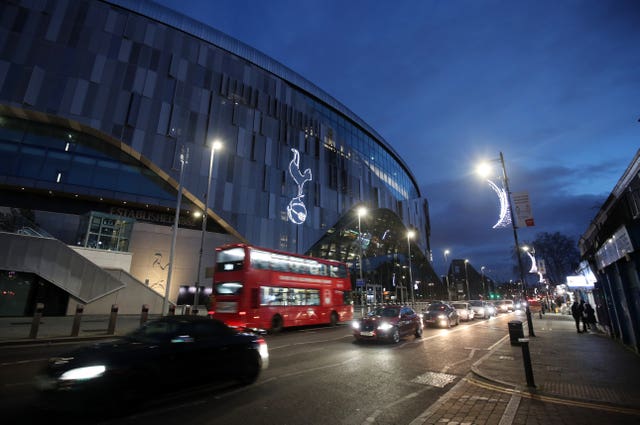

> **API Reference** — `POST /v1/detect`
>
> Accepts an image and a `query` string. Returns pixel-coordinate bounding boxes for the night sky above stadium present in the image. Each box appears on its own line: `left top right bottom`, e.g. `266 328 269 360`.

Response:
155 0 640 281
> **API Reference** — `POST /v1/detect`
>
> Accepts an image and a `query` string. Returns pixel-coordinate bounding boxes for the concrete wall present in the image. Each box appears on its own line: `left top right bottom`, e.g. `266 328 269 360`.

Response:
128 222 239 304
71 247 133 273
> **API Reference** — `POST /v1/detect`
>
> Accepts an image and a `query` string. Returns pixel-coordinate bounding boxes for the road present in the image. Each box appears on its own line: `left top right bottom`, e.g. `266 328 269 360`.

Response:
0 313 515 424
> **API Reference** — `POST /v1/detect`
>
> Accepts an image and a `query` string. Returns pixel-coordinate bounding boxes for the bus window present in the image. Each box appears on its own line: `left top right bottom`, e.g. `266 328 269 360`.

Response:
215 282 243 295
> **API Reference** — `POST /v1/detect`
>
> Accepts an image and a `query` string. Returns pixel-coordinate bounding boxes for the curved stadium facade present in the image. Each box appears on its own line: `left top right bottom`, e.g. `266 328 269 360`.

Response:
0 0 440 316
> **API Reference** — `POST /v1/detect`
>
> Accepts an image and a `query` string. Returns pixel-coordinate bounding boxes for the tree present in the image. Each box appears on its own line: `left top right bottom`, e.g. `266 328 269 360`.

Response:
529 232 580 284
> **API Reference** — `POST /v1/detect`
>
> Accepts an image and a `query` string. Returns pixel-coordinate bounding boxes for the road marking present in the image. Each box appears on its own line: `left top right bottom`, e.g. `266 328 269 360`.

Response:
362 389 426 425
0 358 48 367
269 333 352 350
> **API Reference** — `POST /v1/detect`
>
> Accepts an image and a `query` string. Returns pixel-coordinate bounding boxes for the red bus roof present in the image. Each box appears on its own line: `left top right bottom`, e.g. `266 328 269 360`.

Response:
215 243 348 267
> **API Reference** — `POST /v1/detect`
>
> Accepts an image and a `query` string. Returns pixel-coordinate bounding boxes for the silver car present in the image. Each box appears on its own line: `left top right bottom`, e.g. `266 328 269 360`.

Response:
451 302 475 321
469 300 493 319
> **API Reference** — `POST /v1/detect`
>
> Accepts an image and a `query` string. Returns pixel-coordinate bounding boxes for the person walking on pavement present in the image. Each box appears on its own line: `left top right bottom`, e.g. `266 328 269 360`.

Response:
571 300 584 333
584 302 597 331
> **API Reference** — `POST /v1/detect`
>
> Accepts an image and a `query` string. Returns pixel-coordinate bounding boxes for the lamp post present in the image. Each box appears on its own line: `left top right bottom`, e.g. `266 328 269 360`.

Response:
163 146 188 315
357 206 367 315
481 266 486 299
194 140 221 314
464 259 470 300
478 152 535 336
407 230 415 306
444 249 451 299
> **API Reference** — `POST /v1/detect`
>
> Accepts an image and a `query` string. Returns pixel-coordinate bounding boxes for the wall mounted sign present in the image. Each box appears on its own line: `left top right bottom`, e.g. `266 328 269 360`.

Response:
287 148 312 224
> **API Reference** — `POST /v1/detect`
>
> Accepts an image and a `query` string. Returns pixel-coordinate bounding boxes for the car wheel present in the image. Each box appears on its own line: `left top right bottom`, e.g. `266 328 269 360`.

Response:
270 314 283 333
391 328 400 344
238 350 261 385
330 311 339 326
415 325 423 338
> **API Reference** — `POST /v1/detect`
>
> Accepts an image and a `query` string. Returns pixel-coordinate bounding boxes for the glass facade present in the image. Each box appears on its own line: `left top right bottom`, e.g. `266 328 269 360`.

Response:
0 0 438 306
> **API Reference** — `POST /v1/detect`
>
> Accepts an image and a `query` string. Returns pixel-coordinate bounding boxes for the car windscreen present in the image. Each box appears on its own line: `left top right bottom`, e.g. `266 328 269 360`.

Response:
126 321 188 343
371 307 400 317
427 304 447 311
451 304 466 309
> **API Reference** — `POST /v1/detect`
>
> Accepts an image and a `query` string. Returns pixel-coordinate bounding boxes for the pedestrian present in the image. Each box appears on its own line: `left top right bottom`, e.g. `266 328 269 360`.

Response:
579 300 588 332
570 300 584 333
583 302 597 331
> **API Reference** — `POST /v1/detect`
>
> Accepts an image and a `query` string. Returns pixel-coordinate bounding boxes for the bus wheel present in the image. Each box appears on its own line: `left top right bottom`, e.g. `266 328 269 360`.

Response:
270 315 283 333
330 311 339 326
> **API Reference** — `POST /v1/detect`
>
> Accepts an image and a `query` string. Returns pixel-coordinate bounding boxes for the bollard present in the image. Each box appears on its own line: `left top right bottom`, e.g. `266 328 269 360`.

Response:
29 303 45 339
518 338 536 387
140 304 149 326
524 306 536 337
107 304 119 335
168 304 176 316
71 304 84 336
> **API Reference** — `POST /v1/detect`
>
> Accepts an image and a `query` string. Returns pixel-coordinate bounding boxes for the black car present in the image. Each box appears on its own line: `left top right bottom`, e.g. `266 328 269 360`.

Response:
422 302 459 328
35 316 269 412
352 305 422 343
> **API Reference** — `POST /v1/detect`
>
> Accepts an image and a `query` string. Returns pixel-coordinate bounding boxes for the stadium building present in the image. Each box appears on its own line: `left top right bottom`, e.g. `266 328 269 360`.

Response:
0 0 441 316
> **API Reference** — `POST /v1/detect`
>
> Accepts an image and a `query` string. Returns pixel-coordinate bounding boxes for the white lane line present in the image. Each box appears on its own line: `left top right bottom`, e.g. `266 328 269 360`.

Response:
0 358 48 367
269 333 352 351
441 348 477 374
362 390 426 425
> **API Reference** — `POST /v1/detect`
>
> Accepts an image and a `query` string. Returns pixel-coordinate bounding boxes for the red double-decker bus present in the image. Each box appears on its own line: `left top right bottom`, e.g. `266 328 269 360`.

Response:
209 243 353 332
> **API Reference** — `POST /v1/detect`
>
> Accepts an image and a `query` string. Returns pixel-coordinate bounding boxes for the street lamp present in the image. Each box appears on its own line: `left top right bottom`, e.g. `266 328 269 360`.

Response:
357 206 367 315
464 259 470 300
443 249 451 299
407 230 415 306
194 140 221 314
480 266 486 299
477 152 535 336
163 146 188 315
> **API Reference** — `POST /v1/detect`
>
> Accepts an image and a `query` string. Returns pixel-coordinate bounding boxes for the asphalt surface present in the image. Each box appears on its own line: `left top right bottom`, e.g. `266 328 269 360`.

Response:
2 311 639 424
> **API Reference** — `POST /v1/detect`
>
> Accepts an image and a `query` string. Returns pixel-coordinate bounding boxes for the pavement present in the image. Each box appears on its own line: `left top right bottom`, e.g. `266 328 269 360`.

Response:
2 311 640 424
411 312 640 425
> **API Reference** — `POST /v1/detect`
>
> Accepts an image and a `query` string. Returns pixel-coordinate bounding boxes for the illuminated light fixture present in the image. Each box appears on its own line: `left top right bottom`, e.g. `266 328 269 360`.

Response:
193 211 202 218
486 179 511 228
65 142 70 151
56 172 62 183
522 246 538 274
287 148 312 224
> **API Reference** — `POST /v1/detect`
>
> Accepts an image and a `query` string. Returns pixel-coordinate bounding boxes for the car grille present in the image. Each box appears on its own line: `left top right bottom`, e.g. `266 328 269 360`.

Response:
361 322 376 331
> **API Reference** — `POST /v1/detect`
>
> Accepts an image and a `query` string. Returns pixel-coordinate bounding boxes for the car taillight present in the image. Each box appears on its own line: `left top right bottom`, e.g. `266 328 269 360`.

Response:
239 311 246 316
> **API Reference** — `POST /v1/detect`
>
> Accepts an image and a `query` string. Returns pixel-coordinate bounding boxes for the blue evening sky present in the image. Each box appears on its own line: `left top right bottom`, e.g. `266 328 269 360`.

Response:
155 0 640 281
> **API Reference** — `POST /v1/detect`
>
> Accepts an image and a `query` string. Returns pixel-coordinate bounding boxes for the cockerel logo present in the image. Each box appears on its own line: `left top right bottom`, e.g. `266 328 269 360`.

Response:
287 148 312 224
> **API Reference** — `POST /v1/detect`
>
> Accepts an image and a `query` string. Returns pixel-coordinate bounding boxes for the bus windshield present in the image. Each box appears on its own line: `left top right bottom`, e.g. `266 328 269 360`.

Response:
216 247 245 272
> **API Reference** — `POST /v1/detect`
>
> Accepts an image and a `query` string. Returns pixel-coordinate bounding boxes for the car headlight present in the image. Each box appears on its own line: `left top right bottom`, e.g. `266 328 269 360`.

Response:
59 365 106 381
438 314 447 320
377 322 393 331
352 321 360 330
